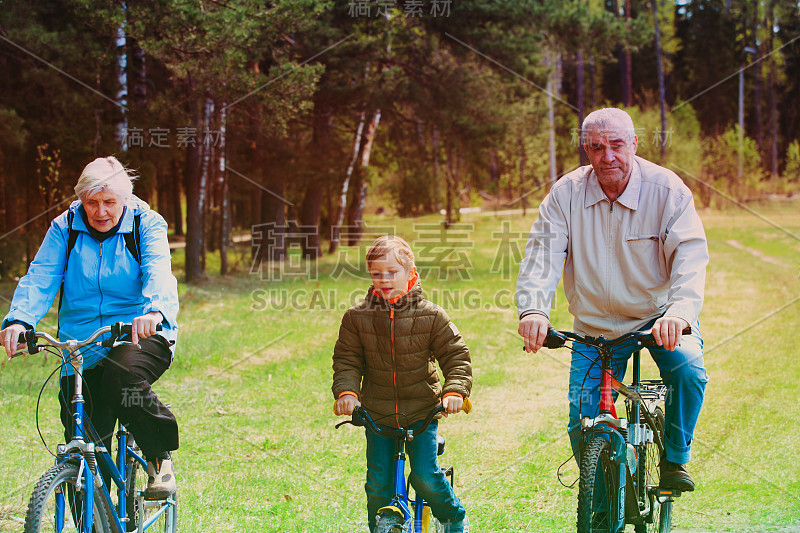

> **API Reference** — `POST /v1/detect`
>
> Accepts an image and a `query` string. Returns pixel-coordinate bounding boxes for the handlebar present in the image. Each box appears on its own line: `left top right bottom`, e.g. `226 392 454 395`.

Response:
540 326 692 350
16 323 162 355
336 398 472 439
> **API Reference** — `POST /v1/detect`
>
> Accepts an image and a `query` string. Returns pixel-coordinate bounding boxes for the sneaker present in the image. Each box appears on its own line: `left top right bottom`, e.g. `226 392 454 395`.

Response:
145 457 177 500
659 459 695 491
446 515 469 533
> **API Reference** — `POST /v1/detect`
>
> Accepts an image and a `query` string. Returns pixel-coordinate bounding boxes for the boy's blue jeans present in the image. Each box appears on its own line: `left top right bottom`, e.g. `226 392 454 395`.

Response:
567 319 709 465
365 419 466 533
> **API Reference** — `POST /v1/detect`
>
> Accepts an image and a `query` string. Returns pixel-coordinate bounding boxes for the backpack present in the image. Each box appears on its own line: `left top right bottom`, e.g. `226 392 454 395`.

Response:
58 209 142 315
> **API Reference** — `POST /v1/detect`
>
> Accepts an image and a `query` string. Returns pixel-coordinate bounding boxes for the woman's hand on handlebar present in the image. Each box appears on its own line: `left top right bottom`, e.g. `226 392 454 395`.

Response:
651 316 689 351
1 323 27 358
131 311 164 345
334 394 361 416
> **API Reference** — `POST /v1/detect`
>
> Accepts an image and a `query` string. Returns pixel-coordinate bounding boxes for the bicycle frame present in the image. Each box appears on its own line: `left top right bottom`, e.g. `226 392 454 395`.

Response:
338 405 460 533
378 430 451 532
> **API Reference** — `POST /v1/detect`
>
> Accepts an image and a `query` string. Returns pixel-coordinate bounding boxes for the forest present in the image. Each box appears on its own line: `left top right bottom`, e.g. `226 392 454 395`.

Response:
1 0 798 282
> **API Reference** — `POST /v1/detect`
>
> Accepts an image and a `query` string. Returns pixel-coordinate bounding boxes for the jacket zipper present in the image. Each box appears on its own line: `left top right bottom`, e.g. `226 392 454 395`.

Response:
97 242 104 325
390 305 400 428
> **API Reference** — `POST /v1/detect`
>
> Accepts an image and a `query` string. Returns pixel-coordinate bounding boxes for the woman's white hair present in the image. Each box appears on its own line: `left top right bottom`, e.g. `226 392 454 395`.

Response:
74 156 136 202
581 108 637 143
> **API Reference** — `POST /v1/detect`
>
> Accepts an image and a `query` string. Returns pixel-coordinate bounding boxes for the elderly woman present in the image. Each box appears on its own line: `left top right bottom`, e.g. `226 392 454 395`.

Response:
0 156 179 499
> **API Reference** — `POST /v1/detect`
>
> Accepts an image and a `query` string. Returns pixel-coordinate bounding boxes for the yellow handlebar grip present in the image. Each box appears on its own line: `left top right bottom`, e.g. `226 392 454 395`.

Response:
462 396 473 414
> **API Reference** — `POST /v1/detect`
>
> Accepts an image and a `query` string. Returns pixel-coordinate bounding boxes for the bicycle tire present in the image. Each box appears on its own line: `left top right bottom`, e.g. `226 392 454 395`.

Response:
577 436 617 533
24 462 111 533
125 454 178 533
375 513 406 533
635 407 672 533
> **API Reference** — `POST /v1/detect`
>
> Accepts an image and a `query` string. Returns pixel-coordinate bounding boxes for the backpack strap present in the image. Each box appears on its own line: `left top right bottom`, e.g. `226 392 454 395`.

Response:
123 213 142 263
57 210 80 333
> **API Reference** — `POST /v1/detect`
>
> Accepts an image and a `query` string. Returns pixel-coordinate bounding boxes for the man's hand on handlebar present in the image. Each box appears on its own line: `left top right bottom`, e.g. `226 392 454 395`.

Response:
131 311 164 346
334 394 361 416
519 313 551 353
1 323 27 358
651 316 689 351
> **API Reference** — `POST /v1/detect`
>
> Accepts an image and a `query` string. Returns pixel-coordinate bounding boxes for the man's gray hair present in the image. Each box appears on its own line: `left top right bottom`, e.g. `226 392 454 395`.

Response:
582 108 637 143
74 156 136 202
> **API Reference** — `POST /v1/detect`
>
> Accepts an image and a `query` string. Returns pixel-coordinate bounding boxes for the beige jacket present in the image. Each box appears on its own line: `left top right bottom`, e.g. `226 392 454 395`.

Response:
517 156 708 338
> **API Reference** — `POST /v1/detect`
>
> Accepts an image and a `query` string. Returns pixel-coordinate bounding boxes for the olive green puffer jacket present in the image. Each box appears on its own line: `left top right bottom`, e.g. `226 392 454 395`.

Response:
332 279 472 427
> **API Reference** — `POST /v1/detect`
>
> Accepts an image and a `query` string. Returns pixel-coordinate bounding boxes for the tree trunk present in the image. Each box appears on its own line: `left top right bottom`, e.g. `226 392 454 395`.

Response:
171 158 183 236
577 47 587 165
589 52 597 109
114 16 128 152
184 85 205 282
199 96 214 271
346 109 381 246
218 104 229 275
652 0 667 162
432 126 441 213
767 0 779 179
329 111 366 253
300 185 323 259
751 2 764 156
619 0 632 107
546 49 558 185
519 137 527 216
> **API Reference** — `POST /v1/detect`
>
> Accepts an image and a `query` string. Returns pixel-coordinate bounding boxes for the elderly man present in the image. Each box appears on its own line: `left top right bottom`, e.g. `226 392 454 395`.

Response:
517 108 709 490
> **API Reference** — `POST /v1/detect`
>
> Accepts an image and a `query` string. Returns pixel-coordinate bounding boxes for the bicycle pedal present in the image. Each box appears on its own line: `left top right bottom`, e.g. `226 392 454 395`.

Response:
655 488 681 498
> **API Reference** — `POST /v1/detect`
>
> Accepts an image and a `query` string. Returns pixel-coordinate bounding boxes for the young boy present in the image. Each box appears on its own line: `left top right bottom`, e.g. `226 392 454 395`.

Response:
332 235 472 533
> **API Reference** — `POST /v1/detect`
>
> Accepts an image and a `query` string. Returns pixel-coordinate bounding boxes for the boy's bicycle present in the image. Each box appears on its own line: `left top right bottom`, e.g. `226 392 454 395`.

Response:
336 401 471 533
15 323 177 533
542 326 692 533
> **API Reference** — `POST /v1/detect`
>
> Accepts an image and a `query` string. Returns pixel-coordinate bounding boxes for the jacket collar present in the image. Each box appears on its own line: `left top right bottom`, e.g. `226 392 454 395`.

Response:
584 158 642 211
366 276 424 310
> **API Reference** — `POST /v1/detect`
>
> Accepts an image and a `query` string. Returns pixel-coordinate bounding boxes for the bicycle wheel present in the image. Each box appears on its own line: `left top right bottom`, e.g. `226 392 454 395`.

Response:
577 436 617 533
635 407 672 533
125 456 178 533
375 513 406 533
25 462 111 533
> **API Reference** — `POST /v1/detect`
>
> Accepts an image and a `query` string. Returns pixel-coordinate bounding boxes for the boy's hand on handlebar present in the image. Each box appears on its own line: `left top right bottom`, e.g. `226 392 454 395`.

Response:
651 316 689 351
1 323 27 358
519 313 550 353
442 395 463 416
131 312 163 346
334 395 361 416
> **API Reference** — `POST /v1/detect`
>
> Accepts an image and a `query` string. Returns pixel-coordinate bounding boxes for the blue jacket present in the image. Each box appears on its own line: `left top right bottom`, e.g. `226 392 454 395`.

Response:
2 196 179 374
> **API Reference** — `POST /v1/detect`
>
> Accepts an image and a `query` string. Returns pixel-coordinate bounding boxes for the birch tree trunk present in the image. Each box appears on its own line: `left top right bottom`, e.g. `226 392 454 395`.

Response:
347 109 381 246
329 111 366 254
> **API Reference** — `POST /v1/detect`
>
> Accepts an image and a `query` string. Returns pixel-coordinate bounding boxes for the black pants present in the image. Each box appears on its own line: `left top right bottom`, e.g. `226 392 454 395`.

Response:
59 335 179 463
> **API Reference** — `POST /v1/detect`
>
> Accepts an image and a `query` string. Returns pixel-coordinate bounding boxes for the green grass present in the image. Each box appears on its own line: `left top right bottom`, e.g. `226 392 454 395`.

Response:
1 200 799 531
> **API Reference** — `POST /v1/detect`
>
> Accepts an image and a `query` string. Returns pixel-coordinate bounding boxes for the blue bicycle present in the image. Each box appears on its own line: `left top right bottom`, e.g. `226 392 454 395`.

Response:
16 323 177 533
336 401 471 533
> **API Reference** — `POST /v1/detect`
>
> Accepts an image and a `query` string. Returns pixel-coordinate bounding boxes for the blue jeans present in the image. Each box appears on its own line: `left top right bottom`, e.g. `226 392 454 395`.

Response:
567 320 709 464
365 419 466 533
